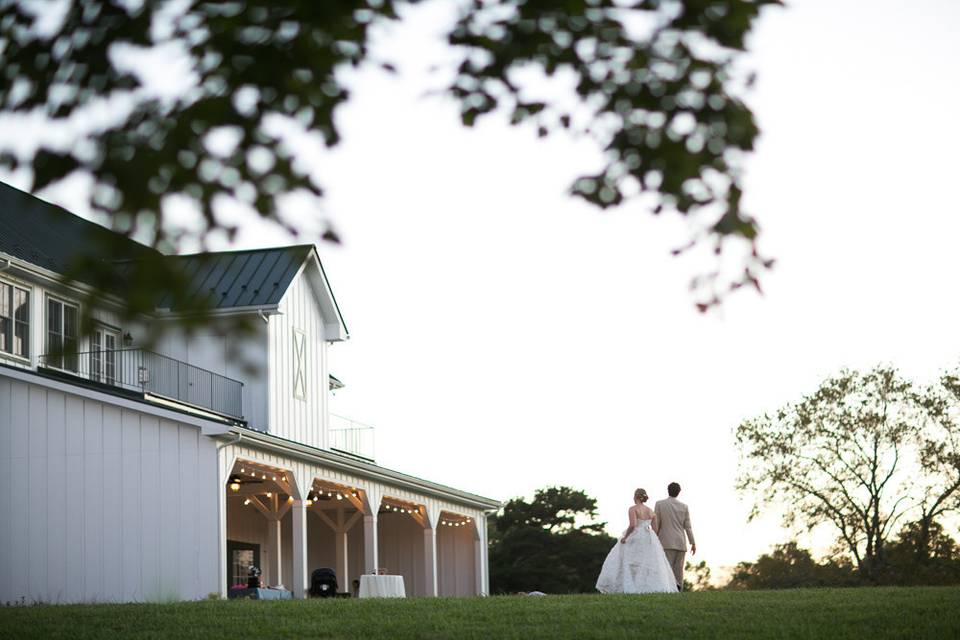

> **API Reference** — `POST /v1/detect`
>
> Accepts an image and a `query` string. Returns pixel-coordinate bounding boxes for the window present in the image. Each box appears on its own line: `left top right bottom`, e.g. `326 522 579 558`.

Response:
91 326 120 385
0 280 30 359
47 297 79 372
293 330 306 400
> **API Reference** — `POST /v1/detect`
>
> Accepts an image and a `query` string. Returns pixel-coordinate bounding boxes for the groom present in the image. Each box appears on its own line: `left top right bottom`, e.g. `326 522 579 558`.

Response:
654 482 696 592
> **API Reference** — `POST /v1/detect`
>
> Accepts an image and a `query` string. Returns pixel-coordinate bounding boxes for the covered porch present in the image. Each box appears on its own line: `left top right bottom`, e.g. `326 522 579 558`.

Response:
218 437 495 598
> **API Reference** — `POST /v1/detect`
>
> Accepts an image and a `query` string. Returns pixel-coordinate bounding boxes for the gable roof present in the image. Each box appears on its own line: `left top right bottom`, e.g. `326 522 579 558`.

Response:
133 246 312 310
0 180 348 338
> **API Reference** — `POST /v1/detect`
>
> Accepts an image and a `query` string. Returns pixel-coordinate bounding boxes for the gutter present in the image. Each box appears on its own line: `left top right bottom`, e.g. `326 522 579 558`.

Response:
227 426 501 511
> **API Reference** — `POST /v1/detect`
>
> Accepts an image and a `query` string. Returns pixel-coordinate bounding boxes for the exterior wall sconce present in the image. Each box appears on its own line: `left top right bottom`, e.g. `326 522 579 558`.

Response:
122 332 133 346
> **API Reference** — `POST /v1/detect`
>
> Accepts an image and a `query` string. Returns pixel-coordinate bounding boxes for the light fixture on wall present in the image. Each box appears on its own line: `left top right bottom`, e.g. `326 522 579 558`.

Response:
122 332 133 346
228 474 242 492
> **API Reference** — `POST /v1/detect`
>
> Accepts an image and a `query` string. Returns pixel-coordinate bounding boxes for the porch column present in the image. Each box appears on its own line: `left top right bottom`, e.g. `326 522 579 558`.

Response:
291 500 308 598
363 514 378 574
475 515 488 595
267 518 283 587
335 530 349 592
423 527 438 597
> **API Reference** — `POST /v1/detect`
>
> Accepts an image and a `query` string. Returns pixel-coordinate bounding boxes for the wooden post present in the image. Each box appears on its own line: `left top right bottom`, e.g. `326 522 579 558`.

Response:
267 518 282 587
335 509 349 592
291 500 308 598
362 514 378 575
423 527 438 597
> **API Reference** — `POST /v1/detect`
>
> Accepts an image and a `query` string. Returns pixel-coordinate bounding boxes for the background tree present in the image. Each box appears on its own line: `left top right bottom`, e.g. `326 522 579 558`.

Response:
724 542 858 590
0 0 780 329
736 366 922 581
879 521 960 586
683 560 715 591
488 486 615 594
912 369 960 562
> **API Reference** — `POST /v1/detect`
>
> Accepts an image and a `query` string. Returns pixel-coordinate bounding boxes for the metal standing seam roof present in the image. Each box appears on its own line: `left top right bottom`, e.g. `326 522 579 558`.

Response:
0 180 321 313
155 246 313 310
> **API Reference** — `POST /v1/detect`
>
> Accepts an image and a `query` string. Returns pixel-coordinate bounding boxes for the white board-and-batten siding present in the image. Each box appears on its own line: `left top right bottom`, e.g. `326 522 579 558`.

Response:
267 269 328 450
0 377 220 604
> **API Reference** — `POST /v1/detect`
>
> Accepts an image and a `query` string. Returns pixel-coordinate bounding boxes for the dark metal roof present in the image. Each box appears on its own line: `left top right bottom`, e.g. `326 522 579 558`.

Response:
154 246 312 310
0 180 157 274
0 180 320 312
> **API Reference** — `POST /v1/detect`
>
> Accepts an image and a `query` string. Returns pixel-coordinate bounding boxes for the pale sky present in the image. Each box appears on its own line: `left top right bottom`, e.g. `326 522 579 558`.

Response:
6 0 960 579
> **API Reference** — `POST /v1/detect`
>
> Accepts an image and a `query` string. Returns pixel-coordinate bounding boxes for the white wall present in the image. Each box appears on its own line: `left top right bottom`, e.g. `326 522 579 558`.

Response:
0 377 221 604
147 317 269 429
268 267 328 449
438 524 478 597
378 512 427 596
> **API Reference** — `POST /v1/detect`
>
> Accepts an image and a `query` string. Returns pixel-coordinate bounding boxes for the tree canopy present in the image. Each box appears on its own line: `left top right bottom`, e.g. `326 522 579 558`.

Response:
488 486 615 593
736 365 960 581
0 0 780 322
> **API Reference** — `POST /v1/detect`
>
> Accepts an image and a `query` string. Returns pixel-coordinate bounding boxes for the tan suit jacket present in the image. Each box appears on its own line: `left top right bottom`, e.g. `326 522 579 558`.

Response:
654 497 695 551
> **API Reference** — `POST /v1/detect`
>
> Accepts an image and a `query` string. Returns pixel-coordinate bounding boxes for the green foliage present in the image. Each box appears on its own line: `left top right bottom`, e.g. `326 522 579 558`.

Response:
0 0 780 321
735 364 960 581
489 486 615 594
2 588 960 639
877 521 960 587
683 560 715 591
726 525 960 590
725 542 860 590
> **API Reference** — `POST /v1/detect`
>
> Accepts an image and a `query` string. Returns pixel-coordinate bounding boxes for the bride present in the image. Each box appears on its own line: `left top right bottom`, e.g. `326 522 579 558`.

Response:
595 488 679 594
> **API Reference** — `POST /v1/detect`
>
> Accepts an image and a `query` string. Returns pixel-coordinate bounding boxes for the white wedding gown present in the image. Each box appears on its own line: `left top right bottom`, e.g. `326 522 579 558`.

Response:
595 519 679 594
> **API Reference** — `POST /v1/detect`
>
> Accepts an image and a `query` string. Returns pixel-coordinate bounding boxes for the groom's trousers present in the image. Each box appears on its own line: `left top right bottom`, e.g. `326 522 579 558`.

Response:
663 549 685 591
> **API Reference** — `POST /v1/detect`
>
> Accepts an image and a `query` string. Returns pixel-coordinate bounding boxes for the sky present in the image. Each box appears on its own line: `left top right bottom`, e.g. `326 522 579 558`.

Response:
6 0 960 579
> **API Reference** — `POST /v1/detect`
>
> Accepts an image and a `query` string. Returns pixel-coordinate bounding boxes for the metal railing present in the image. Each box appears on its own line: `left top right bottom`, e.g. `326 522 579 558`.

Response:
329 413 375 461
39 348 244 421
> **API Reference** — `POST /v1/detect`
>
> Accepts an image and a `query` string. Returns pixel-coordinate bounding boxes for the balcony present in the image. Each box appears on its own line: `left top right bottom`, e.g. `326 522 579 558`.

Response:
329 414 375 461
38 348 244 422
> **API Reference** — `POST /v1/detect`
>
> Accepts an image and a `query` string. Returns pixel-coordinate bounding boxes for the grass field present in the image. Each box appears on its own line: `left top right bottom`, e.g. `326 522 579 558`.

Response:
1 587 958 639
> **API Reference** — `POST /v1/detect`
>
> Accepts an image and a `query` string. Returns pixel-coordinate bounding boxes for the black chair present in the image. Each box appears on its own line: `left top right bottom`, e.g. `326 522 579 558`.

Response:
310 568 338 598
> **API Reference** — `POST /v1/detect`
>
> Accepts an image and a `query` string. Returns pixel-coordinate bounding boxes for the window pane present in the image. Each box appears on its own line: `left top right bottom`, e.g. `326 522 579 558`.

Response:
48 298 60 334
13 288 28 357
64 305 77 340
0 283 9 354
64 336 78 372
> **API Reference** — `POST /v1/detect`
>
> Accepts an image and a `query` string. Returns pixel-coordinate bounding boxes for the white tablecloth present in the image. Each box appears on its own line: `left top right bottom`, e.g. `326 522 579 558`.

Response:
359 574 406 598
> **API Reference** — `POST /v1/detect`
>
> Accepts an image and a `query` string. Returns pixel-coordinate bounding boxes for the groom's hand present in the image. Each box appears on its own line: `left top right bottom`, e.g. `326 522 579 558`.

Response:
691 544 697 556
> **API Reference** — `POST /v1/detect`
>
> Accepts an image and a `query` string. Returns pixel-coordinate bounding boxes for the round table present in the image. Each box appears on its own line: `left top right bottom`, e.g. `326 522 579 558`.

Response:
358 574 406 598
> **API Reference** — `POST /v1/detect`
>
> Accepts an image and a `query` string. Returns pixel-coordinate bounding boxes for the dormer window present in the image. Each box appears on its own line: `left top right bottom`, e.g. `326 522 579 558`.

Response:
46 296 79 372
0 279 30 359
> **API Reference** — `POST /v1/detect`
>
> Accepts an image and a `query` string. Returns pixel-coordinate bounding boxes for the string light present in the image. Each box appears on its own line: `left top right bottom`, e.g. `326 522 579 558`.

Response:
266 492 272 498
243 499 251 506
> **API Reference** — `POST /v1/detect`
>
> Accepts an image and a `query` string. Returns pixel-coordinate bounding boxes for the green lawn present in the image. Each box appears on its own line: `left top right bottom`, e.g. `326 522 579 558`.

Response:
1 587 958 639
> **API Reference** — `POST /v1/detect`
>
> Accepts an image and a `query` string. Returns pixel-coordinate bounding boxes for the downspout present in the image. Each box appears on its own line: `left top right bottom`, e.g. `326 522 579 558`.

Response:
216 431 242 451
258 309 269 324
0 258 11 272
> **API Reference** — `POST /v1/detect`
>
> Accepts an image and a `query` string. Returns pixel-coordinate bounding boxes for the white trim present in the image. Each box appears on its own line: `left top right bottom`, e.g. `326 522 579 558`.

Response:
219 428 500 511
0 364 232 436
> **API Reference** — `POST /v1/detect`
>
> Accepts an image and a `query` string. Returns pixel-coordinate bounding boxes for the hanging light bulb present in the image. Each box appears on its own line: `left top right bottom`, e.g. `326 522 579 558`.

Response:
228 474 242 492
266 492 272 498
336 494 343 500
243 499 251 506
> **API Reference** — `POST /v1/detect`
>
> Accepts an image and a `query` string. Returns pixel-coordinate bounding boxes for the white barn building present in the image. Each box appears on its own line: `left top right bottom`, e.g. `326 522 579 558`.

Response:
0 181 498 603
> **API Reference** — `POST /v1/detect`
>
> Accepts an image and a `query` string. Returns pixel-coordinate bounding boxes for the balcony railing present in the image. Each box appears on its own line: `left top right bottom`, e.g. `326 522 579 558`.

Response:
39 348 244 421
329 414 375 461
